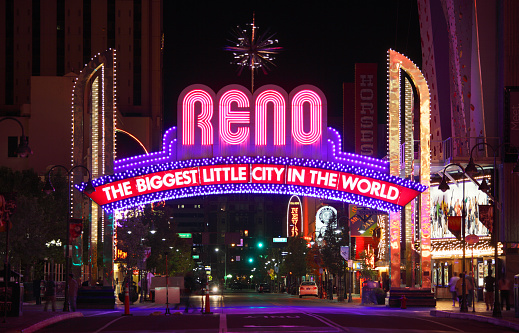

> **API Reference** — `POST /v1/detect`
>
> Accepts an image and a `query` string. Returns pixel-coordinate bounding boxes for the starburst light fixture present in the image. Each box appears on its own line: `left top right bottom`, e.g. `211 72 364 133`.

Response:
224 13 282 92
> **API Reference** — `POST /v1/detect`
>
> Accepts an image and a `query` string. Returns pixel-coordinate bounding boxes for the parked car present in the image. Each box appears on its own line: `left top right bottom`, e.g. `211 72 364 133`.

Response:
257 283 270 293
299 281 318 298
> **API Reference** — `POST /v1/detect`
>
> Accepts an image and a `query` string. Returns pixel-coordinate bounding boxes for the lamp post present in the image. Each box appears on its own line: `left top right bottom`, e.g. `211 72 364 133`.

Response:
0 117 32 158
439 163 469 312
337 216 351 302
1 117 32 323
464 142 519 318
43 165 95 312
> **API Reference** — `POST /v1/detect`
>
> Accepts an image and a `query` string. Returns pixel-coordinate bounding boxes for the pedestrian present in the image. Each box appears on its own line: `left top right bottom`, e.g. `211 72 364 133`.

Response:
455 273 473 308
484 268 495 311
43 275 56 312
67 273 79 312
498 274 512 311
448 272 460 306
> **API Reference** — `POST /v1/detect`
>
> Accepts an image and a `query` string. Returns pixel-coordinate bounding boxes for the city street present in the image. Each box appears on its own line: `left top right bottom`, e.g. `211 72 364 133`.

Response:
28 290 515 333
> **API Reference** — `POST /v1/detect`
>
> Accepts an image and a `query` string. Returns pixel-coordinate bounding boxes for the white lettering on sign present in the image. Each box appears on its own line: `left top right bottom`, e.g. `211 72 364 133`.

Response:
340 174 399 200
251 165 285 182
87 164 414 208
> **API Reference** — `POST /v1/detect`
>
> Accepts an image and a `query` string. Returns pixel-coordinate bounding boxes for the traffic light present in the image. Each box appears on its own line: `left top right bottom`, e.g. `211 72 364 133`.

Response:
248 257 254 263
257 241 264 249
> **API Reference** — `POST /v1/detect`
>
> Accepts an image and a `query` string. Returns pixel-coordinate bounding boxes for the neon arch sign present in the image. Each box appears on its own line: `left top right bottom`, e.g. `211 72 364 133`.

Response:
79 84 426 213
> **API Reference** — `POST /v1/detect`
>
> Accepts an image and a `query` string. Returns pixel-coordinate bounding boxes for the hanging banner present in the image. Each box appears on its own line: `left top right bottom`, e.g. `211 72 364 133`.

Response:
69 218 83 240
479 205 494 233
448 216 462 240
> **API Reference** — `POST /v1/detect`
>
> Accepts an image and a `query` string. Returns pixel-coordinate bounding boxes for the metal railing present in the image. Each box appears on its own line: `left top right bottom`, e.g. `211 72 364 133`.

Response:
398 137 502 165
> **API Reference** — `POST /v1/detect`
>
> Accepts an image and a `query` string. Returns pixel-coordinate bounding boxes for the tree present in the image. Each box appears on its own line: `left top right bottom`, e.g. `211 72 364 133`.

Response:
0 167 67 281
320 214 348 276
135 204 194 276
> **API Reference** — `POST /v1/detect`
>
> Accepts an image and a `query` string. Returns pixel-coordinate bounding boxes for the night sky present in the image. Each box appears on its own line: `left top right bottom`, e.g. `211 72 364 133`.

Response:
162 1 422 131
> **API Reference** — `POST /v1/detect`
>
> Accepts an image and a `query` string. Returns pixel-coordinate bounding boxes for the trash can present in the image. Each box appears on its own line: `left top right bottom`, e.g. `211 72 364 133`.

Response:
0 281 23 317
515 274 519 318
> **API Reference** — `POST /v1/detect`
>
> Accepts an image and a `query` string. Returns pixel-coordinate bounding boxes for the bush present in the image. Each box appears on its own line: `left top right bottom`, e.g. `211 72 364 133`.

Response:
374 288 386 305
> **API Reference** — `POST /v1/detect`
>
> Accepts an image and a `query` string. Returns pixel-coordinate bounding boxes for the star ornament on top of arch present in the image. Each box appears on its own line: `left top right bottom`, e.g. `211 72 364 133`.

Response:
77 84 427 213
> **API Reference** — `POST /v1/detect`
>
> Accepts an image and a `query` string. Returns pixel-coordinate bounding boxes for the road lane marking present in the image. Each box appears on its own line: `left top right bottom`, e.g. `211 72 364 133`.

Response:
413 316 464 332
219 313 227 333
304 312 349 332
92 316 125 333
85 311 118 317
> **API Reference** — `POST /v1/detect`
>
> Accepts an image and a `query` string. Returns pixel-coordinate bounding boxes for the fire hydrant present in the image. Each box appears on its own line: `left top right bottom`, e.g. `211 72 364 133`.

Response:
400 295 407 309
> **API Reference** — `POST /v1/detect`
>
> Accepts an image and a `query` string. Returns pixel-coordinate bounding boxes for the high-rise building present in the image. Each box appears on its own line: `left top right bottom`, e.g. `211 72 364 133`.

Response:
0 0 163 173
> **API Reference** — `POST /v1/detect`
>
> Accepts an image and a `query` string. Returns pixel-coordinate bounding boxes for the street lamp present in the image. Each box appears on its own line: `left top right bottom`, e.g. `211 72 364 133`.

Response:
43 164 95 312
337 216 352 302
439 163 469 312
0 117 32 157
464 142 519 318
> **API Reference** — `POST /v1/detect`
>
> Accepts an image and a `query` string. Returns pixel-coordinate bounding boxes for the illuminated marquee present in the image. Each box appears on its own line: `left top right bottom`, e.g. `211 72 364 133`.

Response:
287 195 302 237
79 84 426 213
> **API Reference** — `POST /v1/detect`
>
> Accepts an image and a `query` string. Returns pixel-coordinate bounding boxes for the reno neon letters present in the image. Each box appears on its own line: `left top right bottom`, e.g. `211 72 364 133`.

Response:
177 84 326 160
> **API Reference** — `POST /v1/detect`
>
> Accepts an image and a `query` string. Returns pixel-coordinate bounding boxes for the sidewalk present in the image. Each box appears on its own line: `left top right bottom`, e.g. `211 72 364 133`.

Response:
2 297 519 332
0 301 84 333
432 299 519 331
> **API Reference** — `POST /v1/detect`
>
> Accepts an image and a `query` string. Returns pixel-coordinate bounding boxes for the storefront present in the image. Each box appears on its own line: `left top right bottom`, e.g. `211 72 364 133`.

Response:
430 178 501 300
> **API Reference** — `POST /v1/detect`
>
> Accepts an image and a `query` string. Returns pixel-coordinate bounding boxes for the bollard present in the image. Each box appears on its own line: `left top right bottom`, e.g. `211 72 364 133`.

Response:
204 282 212 314
123 281 132 316
400 295 407 309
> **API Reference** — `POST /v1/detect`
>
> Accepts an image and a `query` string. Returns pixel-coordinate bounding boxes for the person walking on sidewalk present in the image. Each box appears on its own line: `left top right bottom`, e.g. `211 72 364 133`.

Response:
43 275 56 312
484 268 495 311
67 273 79 312
448 272 460 306
455 273 473 308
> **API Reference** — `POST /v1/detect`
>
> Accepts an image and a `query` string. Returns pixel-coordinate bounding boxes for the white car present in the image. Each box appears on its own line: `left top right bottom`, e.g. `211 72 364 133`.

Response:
299 281 318 298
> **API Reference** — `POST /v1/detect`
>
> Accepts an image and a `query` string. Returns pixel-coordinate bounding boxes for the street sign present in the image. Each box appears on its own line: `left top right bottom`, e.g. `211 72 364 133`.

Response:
340 246 350 260
273 237 287 243
466 234 479 245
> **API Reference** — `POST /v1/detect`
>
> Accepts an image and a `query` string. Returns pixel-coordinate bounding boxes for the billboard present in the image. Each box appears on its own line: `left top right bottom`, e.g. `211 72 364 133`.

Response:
430 179 491 239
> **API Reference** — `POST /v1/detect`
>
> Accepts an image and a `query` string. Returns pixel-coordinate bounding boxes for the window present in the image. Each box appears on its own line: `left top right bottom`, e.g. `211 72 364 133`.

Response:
8 137 19 157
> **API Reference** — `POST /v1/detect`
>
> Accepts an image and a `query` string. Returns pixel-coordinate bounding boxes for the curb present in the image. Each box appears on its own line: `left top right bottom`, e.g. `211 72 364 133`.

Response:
430 310 519 331
9 312 84 333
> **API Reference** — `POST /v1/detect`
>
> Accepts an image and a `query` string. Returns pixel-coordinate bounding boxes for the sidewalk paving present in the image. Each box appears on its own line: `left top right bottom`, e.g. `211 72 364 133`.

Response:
1 297 518 332
431 299 519 331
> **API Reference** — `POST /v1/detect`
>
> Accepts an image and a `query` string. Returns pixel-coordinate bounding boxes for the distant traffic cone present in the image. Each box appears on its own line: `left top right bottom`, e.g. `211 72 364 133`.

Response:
204 282 212 314
123 281 132 316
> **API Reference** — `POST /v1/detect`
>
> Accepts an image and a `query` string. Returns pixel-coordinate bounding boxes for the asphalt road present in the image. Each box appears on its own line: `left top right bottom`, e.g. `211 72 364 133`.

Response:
34 291 515 332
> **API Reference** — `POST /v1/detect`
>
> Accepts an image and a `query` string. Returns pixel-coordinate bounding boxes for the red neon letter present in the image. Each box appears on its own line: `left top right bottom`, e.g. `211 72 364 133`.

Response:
255 90 286 146
182 89 213 145
219 90 250 145
291 90 322 145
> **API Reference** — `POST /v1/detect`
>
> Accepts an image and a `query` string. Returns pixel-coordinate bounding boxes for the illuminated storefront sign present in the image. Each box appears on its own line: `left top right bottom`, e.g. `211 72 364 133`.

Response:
287 195 302 237
316 205 337 235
